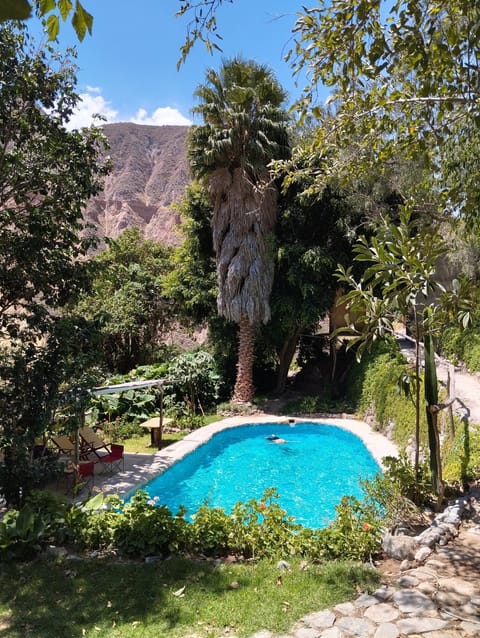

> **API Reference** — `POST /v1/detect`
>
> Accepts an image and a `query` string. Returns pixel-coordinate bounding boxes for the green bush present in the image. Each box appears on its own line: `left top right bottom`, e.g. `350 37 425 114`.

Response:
230 488 302 559
112 491 187 557
188 505 233 555
345 341 427 448
0 503 49 560
439 326 480 373
314 496 383 561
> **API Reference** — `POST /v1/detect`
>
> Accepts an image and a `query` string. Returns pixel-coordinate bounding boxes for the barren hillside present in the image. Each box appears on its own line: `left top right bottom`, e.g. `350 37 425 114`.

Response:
85 123 191 246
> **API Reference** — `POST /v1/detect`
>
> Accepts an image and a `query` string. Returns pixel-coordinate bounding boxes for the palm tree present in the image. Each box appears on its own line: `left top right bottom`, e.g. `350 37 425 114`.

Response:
188 57 290 403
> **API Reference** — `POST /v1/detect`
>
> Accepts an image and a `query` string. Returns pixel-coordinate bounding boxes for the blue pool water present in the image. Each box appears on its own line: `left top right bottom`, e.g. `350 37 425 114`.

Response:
134 422 381 529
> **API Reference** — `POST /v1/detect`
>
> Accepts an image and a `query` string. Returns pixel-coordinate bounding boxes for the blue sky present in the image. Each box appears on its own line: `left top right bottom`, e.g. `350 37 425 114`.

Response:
30 0 319 129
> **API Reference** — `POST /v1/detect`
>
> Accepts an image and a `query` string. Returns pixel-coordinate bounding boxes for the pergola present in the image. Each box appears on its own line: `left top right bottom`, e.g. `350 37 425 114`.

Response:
74 378 169 460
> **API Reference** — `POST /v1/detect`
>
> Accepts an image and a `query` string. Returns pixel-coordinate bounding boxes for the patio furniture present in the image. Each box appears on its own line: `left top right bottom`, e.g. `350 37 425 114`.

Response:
50 435 92 460
79 427 111 459
98 443 125 474
139 416 173 448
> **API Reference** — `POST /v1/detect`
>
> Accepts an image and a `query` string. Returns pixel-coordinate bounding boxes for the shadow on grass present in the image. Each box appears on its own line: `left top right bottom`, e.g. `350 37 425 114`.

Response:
0 555 380 638
0 556 235 638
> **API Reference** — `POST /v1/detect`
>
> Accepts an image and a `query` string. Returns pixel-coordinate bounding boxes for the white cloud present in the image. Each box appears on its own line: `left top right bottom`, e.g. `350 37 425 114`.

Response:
67 92 118 130
130 106 192 126
66 89 192 130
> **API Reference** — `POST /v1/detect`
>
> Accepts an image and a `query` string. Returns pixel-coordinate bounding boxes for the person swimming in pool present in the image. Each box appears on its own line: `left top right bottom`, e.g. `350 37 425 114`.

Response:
267 434 287 444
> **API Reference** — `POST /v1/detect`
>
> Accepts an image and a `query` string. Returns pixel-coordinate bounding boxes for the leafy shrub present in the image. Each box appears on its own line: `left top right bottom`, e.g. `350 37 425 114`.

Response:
164 350 221 418
112 491 188 557
230 488 302 559
188 506 233 555
439 326 480 373
0 504 48 560
314 496 383 561
282 395 353 416
24 490 69 545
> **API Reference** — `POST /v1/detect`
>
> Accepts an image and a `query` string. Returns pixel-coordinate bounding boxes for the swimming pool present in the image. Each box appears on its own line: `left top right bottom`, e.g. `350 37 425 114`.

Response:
133 422 381 528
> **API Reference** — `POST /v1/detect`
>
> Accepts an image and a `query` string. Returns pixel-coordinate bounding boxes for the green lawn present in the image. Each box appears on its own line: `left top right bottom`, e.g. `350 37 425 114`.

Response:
0 556 379 637
121 415 223 454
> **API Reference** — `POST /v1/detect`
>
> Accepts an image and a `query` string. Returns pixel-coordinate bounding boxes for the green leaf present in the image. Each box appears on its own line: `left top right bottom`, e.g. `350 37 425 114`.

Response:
58 0 73 21
0 0 32 21
71 1 93 41
38 0 56 16
46 13 59 40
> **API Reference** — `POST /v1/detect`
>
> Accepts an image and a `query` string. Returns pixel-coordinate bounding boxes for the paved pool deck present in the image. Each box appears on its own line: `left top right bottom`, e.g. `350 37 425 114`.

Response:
91 414 398 501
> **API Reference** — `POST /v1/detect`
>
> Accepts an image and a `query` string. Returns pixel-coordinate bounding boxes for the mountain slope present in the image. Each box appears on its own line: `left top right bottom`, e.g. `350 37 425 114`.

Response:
85 123 191 246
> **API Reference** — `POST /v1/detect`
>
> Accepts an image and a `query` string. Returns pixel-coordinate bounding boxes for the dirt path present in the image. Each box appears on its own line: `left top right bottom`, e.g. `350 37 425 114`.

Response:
398 338 480 427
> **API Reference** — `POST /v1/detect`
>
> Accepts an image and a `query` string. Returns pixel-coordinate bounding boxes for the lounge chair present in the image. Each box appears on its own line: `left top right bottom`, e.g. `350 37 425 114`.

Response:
98 443 125 474
79 427 111 459
50 434 92 460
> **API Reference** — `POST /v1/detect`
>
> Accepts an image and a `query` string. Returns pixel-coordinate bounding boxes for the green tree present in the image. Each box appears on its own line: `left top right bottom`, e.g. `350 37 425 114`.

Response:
0 0 93 41
336 207 475 496
0 24 108 505
291 0 480 228
73 227 175 374
267 178 362 394
163 183 217 326
187 57 290 403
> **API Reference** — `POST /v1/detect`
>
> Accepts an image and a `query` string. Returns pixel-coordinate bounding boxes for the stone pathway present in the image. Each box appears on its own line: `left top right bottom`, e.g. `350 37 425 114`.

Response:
247 488 480 638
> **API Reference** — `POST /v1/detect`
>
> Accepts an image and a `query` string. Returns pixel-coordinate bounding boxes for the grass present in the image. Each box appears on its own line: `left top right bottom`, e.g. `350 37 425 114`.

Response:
0 556 379 638
121 415 224 455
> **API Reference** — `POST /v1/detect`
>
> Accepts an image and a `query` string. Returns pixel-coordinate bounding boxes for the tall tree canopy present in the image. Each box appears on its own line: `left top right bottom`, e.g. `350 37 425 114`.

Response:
0 24 108 504
290 0 480 227
188 57 290 403
72 227 175 374
0 24 108 341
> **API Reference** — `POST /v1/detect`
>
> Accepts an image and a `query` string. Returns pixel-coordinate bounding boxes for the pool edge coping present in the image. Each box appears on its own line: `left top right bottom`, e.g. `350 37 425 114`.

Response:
99 414 399 500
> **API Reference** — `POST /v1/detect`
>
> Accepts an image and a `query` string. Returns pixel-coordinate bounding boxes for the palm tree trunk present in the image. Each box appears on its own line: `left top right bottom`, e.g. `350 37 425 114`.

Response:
232 317 255 403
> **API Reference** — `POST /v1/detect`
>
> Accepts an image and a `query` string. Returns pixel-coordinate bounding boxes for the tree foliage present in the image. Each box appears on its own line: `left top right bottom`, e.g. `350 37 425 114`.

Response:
336 206 477 493
188 57 290 402
290 0 480 227
0 25 108 342
0 0 93 41
73 227 175 374
0 24 107 505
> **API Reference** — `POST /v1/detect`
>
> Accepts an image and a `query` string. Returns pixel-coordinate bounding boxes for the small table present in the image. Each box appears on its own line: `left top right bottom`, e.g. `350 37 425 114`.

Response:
139 417 173 449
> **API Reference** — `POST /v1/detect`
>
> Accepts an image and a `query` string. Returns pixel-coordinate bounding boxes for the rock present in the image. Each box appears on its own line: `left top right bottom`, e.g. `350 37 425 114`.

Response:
382 532 417 560
397 574 419 588
414 546 432 563
417 581 437 596
355 593 382 608
144 555 162 563
373 623 399 638
333 602 356 616
292 628 320 638
335 616 375 638
396 617 448 635
277 560 291 571
460 620 480 635
392 589 437 613
364 603 399 623
320 629 343 638
438 576 477 597
301 610 335 630
372 586 394 602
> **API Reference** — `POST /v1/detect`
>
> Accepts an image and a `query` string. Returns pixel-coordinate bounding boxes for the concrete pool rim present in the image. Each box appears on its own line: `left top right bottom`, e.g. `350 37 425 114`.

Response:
100 414 399 501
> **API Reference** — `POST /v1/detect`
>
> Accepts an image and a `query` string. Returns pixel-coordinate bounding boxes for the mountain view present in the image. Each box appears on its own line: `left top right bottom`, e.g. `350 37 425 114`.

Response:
85 123 191 246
